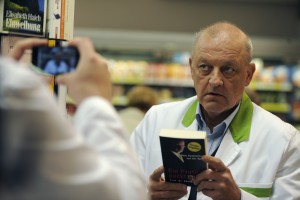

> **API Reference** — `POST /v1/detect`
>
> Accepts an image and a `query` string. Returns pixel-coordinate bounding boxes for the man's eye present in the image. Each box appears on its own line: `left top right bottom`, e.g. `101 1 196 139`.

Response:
222 66 236 76
198 64 211 73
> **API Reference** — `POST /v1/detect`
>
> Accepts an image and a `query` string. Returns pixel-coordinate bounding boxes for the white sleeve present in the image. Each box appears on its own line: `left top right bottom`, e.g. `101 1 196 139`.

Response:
240 190 260 200
74 97 148 200
270 129 300 200
0 57 147 200
240 129 300 200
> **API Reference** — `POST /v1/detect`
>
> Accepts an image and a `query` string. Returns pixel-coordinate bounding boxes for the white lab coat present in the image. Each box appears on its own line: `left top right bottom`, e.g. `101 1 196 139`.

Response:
0 57 147 200
130 95 300 200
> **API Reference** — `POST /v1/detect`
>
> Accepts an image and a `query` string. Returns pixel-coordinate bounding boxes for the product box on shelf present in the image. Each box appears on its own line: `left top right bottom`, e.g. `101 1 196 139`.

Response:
46 0 75 40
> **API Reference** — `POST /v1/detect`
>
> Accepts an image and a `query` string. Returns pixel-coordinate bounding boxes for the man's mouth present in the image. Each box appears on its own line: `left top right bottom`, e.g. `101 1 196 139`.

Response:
206 92 223 96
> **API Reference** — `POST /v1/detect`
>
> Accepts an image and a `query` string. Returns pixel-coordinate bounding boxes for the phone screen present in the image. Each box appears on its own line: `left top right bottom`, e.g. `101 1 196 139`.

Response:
32 46 79 75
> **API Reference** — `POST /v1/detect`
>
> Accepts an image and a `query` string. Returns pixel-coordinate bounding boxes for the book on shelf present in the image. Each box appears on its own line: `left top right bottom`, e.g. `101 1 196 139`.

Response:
0 0 47 37
62 0 74 40
46 0 61 39
46 0 74 40
159 129 208 186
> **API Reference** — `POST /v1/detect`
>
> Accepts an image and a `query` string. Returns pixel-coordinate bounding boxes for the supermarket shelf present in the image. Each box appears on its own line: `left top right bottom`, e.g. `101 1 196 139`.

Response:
249 81 292 92
113 96 185 107
113 79 194 87
260 102 290 113
113 96 128 106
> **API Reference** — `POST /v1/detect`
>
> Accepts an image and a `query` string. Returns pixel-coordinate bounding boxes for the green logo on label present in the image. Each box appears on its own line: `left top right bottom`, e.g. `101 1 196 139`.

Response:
187 142 201 152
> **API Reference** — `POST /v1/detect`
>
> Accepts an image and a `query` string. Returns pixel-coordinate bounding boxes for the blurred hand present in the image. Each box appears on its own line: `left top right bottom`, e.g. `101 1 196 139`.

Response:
7 38 52 85
8 38 48 61
56 37 113 104
193 155 241 200
148 166 187 200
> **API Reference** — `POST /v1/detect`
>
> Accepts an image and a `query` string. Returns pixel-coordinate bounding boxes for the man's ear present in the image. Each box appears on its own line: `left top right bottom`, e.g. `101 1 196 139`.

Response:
189 57 194 75
245 63 256 86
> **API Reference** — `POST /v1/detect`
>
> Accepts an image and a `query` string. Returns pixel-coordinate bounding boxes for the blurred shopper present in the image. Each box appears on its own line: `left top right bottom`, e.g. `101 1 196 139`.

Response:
119 85 158 134
0 37 147 200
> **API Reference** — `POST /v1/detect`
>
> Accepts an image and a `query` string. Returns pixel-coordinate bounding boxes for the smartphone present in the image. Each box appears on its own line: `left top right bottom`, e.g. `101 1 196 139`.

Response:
32 46 80 75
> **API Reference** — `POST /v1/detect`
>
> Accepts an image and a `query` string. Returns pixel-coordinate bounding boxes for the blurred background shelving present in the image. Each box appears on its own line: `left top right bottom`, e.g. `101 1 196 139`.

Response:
74 0 300 127
99 48 300 127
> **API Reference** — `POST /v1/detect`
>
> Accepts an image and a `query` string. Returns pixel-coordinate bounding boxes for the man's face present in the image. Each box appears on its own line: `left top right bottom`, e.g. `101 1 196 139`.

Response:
189 36 254 118
177 140 185 153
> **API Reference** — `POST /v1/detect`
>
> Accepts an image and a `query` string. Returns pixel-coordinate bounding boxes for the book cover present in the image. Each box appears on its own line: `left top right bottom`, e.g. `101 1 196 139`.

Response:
160 129 208 186
0 0 47 37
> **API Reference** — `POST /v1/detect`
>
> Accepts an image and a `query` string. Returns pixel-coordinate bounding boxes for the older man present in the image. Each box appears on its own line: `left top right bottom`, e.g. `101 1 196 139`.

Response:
131 21 300 200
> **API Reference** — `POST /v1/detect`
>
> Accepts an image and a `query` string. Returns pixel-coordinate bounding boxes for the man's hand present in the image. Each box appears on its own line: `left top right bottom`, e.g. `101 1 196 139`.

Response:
193 155 241 200
148 166 188 200
8 38 47 61
7 38 53 84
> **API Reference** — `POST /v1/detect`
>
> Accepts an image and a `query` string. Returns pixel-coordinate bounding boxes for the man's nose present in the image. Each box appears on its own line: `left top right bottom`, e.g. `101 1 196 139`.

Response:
209 70 223 87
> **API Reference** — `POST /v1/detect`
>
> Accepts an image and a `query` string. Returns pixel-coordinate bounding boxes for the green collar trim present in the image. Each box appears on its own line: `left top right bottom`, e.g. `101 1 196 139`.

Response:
240 187 273 197
182 100 198 127
229 93 253 143
181 93 253 143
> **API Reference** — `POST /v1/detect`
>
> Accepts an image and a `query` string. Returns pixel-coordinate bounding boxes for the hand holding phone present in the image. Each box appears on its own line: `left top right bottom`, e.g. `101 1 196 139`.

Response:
32 45 80 76
56 37 113 104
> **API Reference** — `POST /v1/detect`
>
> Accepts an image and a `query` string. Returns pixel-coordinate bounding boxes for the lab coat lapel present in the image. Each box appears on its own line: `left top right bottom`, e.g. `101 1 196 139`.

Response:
180 94 252 167
214 92 253 166
215 129 241 167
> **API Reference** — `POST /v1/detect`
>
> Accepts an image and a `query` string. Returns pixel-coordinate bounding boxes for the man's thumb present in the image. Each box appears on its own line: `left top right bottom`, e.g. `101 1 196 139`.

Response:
150 166 164 181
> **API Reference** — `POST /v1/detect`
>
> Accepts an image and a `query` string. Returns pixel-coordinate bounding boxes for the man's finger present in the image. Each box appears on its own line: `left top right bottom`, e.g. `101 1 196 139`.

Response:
150 166 164 181
9 38 47 60
202 155 227 172
68 37 96 58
